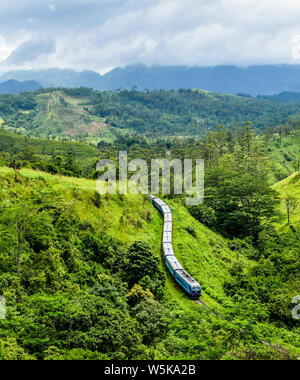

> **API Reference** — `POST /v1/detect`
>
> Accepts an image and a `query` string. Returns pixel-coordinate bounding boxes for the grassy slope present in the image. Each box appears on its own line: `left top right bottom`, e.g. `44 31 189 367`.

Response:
273 172 300 230
268 130 300 174
33 92 108 139
2 91 120 143
0 167 246 312
0 167 298 357
3 89 300 141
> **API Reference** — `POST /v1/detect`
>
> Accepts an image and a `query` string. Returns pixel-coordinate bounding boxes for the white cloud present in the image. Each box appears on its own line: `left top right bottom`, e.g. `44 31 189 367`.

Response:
0 35 15 62
0 0 300 72
48 4 56 12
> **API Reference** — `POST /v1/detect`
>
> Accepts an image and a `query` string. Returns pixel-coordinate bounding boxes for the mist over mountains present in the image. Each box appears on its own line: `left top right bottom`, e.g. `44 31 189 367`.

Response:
2 64 300 96
0 79 42 94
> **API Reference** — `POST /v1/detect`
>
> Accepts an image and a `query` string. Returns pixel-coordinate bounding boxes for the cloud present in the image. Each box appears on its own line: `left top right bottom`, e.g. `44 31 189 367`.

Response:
5 38 56 65
0 0 300 72
48 4 56 12
0 35 13 62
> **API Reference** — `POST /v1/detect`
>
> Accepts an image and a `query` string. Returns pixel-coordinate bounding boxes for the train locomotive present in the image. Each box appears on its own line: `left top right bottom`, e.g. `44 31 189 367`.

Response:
149 195 202 300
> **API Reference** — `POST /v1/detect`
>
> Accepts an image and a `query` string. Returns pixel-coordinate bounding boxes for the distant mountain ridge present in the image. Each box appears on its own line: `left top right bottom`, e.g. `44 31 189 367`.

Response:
0 79 42 94
261 91 300 103
2 64 300 96
0 69 102 90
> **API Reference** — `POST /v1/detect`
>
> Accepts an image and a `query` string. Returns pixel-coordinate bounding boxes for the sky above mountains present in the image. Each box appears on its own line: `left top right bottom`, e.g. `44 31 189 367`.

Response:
1 0 300 73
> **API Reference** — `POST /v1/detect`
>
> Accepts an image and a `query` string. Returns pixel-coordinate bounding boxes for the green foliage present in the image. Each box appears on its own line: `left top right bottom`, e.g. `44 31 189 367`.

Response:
190 127 281 238
0 162 298 360
225 229 300 325
267 127 300 176
125 241 165 293
0 87 299 362
188 204 216 227
273 172 300 228
0 338 36 360
131 299 170 345
2 88 300 141
126 284 154 307
284 194 299 224
88 89 300 136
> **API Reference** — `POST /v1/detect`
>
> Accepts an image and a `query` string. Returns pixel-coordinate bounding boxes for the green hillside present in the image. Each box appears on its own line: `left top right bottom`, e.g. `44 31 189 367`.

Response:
268 130 300 175
0 167 242 308
0 167 299 360
273 172 300 229
2 88 300 140
0 90 122 142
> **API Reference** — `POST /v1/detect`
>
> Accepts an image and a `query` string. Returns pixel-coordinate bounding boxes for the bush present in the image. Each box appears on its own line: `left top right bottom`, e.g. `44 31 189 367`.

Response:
188 204 216 227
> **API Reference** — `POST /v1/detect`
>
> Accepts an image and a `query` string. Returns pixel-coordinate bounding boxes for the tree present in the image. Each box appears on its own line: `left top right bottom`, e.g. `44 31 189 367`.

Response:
9 160 21 181
207 167 280 238
125 242 161 288
19 146 37 162
0 338 36 360
264 126 274 144
52 154 63 172
126 284 154 307
0 205 36 276
131 299 170 346
284 194 298 225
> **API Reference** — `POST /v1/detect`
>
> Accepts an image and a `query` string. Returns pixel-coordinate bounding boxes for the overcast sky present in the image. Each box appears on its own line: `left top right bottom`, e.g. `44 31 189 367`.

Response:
1 0 300 74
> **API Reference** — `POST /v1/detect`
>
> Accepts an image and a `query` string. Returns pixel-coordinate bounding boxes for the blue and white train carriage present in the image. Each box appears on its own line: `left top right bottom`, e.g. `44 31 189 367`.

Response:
149 195 202 300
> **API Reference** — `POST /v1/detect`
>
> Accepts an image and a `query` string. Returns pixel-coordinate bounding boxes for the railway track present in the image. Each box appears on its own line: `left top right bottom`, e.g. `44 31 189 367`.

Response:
195 299 210 309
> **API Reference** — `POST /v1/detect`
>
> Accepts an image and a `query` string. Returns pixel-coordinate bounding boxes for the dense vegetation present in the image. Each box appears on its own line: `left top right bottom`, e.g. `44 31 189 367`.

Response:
0 88 299 361
2 88 300 139
274 172 300 229
0 167 298 360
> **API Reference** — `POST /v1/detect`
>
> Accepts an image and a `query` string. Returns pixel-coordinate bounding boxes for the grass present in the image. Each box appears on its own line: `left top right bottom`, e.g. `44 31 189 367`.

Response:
268 130 300 174
0 91 120 144
273 172 300 231
0 167 251 311
1 166 299 358
32 91 117 142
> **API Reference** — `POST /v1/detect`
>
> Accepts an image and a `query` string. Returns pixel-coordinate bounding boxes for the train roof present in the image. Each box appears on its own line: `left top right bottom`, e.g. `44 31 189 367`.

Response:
161 205 171 214
163 231 172 241
164 222 172 231
164 213 172 221
151 197 172 212
163 243 174 256
177 269 200 287
166 255 183 271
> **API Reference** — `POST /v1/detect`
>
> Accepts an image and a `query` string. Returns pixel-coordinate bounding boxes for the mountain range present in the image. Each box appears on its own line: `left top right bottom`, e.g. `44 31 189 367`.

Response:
0 79 42 94
2 64 300 96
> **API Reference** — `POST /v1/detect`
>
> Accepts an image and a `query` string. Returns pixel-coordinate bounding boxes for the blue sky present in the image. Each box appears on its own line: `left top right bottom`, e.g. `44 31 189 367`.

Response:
1 0 300 73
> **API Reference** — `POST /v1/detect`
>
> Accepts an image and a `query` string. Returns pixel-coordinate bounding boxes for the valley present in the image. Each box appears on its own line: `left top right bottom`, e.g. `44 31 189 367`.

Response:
0 86 299 361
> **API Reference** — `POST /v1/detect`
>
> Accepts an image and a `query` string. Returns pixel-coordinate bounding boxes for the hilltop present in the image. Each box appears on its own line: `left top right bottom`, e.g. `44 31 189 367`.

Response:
0 80 42 94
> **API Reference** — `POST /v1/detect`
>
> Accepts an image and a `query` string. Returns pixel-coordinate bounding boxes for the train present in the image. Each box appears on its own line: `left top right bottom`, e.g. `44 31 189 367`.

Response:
149 195 202 300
